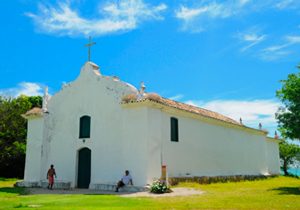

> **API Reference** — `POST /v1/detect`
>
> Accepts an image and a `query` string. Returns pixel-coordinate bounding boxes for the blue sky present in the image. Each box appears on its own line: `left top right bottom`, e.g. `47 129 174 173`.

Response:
1 0 300 137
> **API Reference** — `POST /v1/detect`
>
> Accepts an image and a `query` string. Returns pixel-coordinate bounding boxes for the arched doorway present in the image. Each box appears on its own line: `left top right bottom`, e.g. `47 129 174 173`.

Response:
77 148 91 188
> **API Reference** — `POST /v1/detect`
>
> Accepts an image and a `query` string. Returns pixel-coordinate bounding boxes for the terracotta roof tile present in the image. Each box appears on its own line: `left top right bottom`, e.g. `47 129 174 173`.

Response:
22 107 43 118
122 94 240 126
159 97 240 125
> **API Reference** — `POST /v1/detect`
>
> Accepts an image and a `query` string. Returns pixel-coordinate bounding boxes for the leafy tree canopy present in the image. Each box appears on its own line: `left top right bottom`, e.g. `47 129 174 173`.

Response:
0 95 42 178
276 68 300 140
279 140 300 176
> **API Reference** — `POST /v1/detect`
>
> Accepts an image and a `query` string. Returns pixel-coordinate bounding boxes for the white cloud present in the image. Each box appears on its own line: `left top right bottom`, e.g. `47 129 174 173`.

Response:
263 44 289 52
275 0 300 9
175 2 235 32
238 0 252 6
260 49 291 61
0 82 43 97
259 35 300 60
175 0 300 32
259 43 291 61
175 6 207 21
175 2 232 20
286 35 300 44
238 31 267 52
26 0 167 37
185 99 280 130
175 1 257 32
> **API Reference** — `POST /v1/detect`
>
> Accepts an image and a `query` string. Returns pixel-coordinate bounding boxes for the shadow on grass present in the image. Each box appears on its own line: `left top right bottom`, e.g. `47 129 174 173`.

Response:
0 187 28 195
272 187 300 195
0 177 18 181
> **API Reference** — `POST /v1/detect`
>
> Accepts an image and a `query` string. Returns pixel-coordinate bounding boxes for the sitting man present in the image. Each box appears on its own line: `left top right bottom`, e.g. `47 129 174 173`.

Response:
115 170 133 192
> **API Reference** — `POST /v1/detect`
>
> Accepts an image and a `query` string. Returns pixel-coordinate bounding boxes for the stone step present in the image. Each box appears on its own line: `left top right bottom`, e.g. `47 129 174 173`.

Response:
16 181 148 192
91 184 148 192
15 180 71 189
15 181 39 188
41 181 71 190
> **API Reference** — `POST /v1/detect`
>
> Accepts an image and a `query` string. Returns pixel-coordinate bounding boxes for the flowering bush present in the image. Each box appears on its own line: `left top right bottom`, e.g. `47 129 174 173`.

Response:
150 180 170 194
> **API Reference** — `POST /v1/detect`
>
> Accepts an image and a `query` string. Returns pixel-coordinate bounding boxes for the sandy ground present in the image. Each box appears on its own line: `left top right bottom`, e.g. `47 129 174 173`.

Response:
27 187 204 197
121 188 204 197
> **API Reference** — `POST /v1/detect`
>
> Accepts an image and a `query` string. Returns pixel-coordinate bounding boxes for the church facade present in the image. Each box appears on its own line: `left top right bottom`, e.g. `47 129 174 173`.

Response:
21 62 280 188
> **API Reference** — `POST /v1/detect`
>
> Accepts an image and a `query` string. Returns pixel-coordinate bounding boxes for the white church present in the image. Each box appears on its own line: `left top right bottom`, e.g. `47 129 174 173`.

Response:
20 60 280 189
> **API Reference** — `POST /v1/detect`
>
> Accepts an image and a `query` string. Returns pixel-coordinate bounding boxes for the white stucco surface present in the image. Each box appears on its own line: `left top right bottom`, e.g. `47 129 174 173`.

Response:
24 117 43 182
121 103 280 183
23 61 280 188
266 137 281 175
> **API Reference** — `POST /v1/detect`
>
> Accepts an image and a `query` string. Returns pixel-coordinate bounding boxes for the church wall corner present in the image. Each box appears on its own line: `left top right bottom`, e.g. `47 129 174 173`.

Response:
24 117 44 182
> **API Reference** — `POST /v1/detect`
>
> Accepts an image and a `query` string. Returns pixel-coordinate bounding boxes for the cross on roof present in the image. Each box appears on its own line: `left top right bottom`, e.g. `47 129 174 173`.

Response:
85 36 96 61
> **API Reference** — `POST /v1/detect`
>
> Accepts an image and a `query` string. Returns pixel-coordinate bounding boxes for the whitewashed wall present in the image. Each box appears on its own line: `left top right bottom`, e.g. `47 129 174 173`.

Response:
144 105 279 180
145 106 164 183
266 138 280 175
121 107 148 186
24 117 44 182
36 62 149 187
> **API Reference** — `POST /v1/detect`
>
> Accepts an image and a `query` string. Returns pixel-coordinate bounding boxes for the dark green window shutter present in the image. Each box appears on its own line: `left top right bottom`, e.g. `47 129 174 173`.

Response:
170 117 178 142
79 116 91 138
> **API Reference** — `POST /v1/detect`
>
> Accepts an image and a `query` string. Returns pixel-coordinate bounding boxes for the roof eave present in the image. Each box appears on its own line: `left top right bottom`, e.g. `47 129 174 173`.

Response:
21 113 43 120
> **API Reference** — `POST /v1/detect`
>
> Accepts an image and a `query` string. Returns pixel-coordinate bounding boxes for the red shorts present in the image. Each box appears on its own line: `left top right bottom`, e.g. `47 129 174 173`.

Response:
48 176 54 185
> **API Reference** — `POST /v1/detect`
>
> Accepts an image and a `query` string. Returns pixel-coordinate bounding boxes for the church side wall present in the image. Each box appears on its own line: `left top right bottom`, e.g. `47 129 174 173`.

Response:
265 138 280 175
24 118 43 182
146 107 270 179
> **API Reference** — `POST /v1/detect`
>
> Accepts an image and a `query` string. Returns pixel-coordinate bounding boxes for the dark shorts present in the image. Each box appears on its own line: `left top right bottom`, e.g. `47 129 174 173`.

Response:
118 181 125 187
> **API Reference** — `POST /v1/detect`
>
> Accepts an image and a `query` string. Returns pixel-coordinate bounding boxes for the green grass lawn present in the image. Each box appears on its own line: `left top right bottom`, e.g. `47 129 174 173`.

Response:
0 176 299 210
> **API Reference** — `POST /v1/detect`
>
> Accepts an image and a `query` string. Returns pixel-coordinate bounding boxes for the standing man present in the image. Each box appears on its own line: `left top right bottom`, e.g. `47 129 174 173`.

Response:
115 170 133 192
47 164 57 190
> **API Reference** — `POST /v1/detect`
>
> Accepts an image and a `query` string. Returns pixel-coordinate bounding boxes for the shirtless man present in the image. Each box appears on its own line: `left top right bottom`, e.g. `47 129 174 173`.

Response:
47 165 57 190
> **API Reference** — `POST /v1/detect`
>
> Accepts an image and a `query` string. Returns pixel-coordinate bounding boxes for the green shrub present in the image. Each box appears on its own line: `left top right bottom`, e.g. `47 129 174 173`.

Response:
150 180 170 194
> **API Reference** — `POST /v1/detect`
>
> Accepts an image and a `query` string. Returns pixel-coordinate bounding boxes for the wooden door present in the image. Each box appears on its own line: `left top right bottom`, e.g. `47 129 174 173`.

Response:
77 148 91 188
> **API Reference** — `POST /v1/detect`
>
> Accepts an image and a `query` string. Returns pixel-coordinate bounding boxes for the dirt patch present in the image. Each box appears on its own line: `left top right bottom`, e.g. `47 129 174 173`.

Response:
121 188 204 197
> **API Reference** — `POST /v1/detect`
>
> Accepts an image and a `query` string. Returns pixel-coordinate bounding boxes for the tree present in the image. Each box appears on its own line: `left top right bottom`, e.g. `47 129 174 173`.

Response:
276 68 300 140
28 96 42 108
279 140 300 175
0 95 42 178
